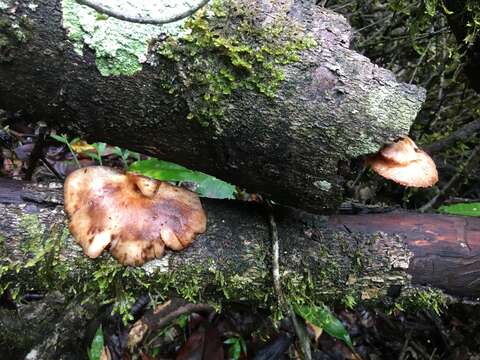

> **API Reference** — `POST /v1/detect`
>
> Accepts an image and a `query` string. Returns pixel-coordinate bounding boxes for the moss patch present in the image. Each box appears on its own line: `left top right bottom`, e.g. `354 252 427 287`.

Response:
0 13 32 62
0 211 427 323
156 0 317 126
393 287 448 315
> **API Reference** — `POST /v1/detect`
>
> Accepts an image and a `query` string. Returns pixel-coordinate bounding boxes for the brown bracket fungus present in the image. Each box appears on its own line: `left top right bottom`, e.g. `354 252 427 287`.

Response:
64 166 207 266
366 136 438 187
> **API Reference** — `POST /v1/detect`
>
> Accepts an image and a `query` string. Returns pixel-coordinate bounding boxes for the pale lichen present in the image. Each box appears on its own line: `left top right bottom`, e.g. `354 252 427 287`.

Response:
313 180 332 192
0 0 12 10
60 0 189 76
355 85 426 157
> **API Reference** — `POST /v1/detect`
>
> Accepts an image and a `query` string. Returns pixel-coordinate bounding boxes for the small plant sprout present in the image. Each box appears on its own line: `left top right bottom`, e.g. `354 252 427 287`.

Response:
50 133 81 169
86 142 107 166
113 146 131 168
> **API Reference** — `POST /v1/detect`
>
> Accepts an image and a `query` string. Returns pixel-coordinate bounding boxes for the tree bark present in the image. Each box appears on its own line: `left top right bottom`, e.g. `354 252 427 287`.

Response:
0 0 426 213
2 179 479 305
3 179 480 358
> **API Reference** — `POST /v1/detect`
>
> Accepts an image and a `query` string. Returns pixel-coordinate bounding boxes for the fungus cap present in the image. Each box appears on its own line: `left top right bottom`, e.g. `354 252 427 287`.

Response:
64 166 207 266
366 136 438 188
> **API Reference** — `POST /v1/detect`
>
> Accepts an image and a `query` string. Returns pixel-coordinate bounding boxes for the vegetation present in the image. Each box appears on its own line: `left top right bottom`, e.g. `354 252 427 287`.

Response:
157 0 316 126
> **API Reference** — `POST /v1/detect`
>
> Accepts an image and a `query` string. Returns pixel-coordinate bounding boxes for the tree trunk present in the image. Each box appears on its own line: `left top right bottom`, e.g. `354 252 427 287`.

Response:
0 0 426 213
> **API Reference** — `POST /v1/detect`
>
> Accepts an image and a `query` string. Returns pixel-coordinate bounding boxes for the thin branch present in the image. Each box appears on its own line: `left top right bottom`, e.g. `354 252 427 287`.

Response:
127 299 214 350
266 200 312 360
409 36 434 84
424 118 480 153
76 0 210 25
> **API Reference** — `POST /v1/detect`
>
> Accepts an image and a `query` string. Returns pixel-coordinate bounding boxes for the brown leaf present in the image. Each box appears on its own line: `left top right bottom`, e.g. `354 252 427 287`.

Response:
176 324 223 360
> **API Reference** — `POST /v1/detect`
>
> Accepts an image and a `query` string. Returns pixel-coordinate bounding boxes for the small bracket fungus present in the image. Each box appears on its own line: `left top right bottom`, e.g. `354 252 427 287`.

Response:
366 136 438 187
64 166 207 266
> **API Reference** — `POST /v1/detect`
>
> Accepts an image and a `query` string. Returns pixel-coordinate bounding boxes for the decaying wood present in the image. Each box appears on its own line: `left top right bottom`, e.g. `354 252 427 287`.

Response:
1 179 480 302
2 180 480 357
329 213 480 298
0 0 425 213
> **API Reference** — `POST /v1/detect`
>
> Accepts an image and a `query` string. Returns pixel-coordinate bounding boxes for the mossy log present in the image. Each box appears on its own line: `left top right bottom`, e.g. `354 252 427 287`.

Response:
0 0 425 213
3 179 480 357
2 179 480 307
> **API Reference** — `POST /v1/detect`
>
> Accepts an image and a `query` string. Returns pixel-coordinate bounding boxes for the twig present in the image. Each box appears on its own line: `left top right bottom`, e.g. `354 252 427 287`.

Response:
266 200 312 360
39 157 64 181
127 298 214 350
25 126 47 181
424 118 480 153
76 0 210 25
353 13 394 34
398 330 412 360
420 143 480 212
409 36 434 84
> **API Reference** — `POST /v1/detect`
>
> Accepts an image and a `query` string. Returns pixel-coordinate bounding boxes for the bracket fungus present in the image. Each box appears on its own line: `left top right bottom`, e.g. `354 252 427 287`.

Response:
64 166 207 266
366 136 438 187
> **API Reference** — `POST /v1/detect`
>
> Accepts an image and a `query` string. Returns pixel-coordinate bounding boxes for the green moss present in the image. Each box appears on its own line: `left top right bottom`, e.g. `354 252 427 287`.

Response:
0 212 416 324
393 287 448 316
342 293 358 310
61 0 186 76
157 0 317 126
0 14 32 62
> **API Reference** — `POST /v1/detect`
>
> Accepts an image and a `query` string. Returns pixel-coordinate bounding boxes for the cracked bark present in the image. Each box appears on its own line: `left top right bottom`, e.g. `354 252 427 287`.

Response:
0 0 425 213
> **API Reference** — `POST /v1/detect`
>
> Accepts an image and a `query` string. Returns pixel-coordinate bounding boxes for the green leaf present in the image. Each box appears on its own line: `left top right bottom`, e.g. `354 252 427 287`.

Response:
87 326 104 360
224 337 246 360
175 313 189 329
439 1 454 15
129 159 236 199
93 142 107 156
50 134 68 144
438 202 480 217
294 304 353 350
424 0 437 16
85 151 100 161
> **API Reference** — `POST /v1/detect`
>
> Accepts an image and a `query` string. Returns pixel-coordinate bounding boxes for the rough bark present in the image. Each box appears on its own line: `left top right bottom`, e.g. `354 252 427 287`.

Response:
3 179 480 358
2 179 480 304
0 0 426 213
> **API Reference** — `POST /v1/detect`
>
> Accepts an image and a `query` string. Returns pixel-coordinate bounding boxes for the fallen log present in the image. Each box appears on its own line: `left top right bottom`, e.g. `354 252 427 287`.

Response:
1 179 479 311
0 0 426 213
3 178 480 357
